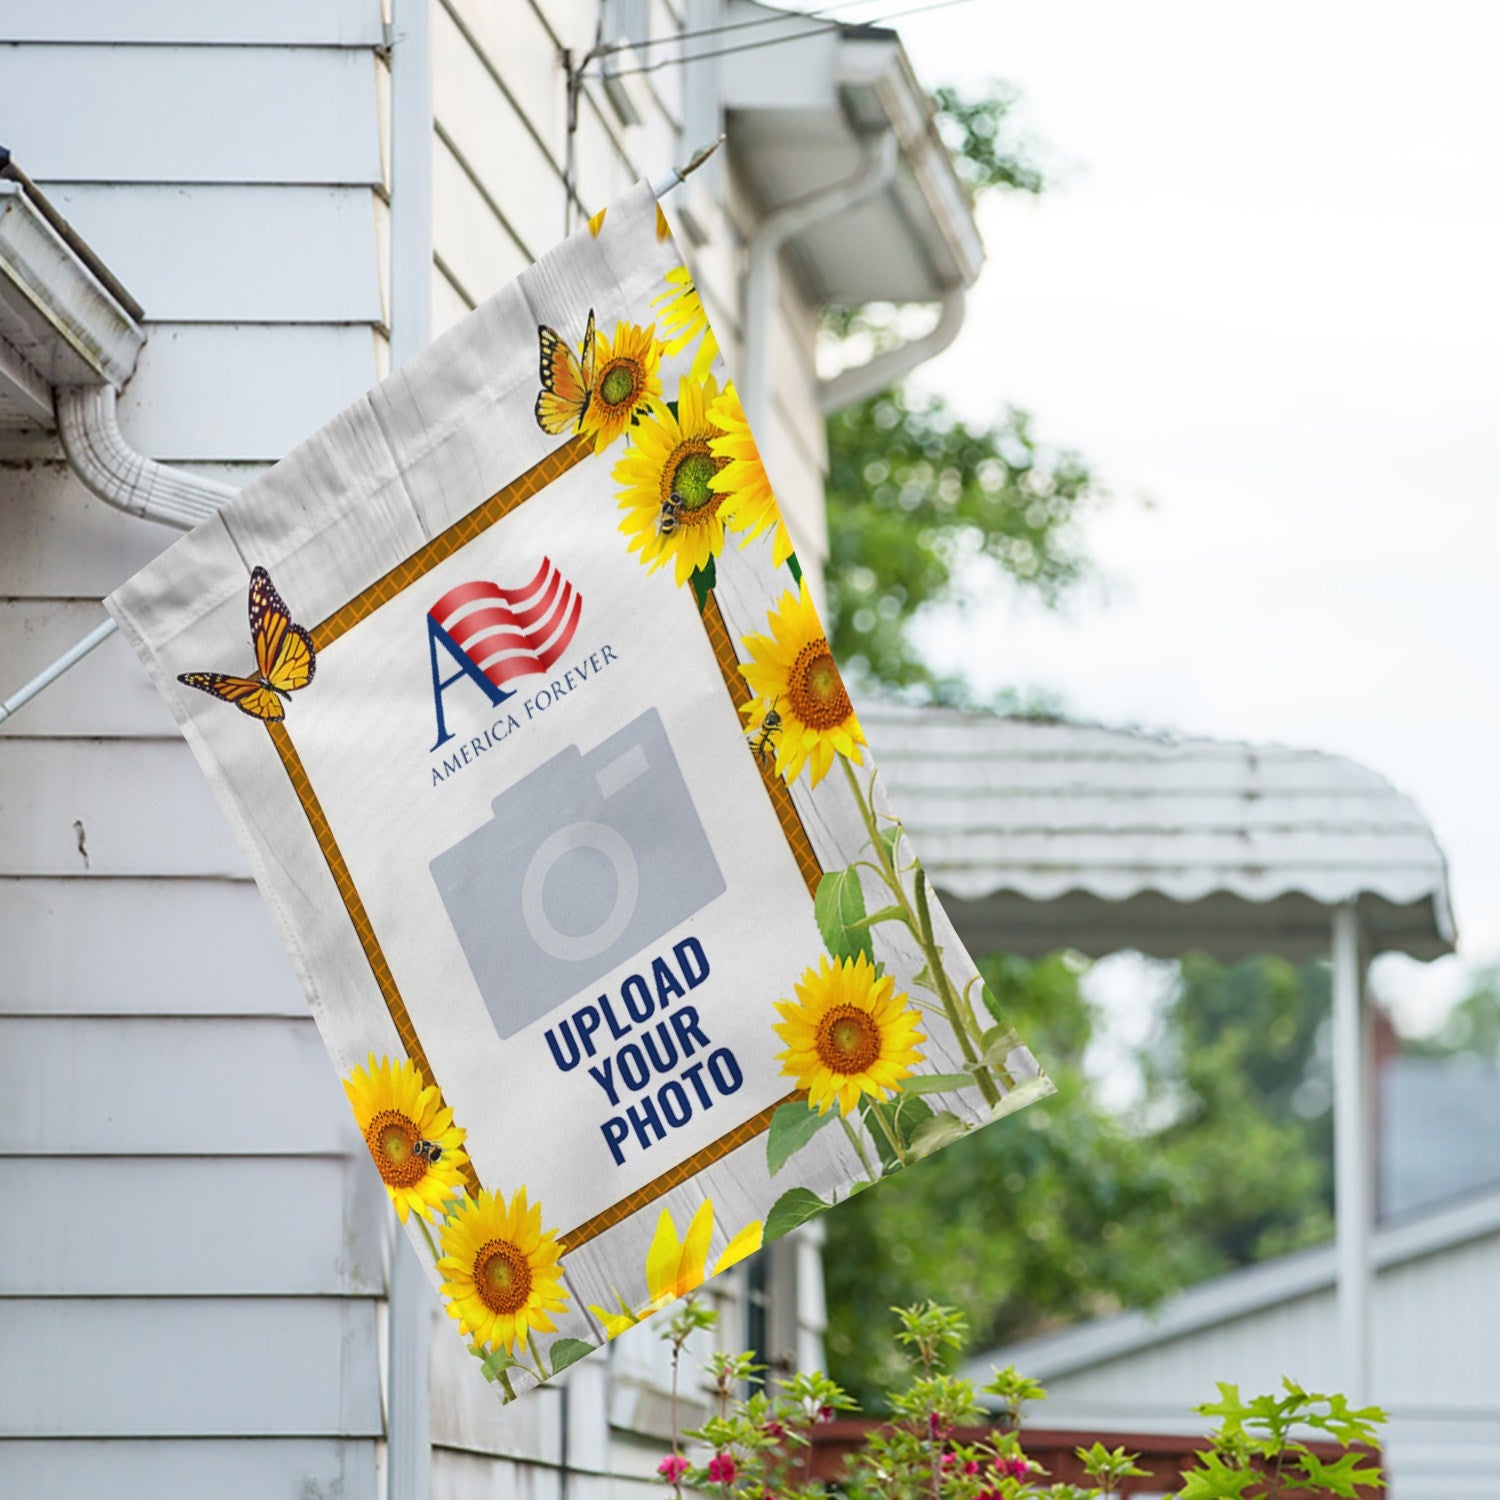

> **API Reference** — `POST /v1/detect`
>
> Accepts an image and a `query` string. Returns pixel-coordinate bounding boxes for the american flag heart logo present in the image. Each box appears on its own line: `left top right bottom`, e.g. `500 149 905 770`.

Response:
427 557 583 691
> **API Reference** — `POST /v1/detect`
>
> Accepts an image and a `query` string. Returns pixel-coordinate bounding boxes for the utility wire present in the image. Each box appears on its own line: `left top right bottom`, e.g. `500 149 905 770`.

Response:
587 0 905 61
594 0 973 80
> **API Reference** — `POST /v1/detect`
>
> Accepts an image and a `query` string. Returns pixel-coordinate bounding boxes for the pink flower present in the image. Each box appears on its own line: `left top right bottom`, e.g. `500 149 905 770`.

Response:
763 1418 787 1439
657 1454 690 1482
928 1412 952 1440
998 1455 1030 1479
963 1459 981 1476
941 1452 956 1470
816 1404 836 1424
707 1453 738 1485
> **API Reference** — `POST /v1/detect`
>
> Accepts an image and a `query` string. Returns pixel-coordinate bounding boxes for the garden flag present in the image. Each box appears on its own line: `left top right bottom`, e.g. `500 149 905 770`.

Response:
107 181 1052 1400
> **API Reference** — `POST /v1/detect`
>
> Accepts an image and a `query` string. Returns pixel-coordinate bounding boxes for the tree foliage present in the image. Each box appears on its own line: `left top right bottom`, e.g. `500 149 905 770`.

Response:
822 81 1101 700
824 954 1337 1401
826 395 1096 699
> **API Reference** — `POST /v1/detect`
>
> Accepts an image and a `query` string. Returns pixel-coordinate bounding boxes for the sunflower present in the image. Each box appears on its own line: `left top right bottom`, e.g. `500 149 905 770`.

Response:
587 206 607 237
438 1187 570 1354
581 320 662 452
708 381 795 568
614 374 729 585
739 578 865 787
589 1200 763 1338
774 953 926 1116
343 1054 468 1223
652 266 720 382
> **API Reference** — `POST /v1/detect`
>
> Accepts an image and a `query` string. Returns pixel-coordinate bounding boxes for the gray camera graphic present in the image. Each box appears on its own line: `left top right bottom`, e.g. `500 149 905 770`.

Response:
430 707 726 1038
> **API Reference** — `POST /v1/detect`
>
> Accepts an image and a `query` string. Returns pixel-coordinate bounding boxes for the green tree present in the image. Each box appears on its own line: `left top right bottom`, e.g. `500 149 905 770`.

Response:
823 82 1102 700
823 954 1337 1401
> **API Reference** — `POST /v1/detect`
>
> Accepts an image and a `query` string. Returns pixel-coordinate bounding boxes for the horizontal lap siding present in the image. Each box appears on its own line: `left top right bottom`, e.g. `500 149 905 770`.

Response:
0 11 388 1493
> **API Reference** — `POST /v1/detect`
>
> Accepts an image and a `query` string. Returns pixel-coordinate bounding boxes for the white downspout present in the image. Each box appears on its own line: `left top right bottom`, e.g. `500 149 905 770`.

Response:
741 127 898 440
817 284 966 414
55 384 236 526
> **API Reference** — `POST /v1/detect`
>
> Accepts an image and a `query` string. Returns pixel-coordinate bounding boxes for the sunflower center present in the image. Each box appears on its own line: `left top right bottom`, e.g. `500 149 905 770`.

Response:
663 441 724 520
598 359 643 410
815 1004 881 1075
787 639 852 730
365 1109 429 1189
474 1238 533 1315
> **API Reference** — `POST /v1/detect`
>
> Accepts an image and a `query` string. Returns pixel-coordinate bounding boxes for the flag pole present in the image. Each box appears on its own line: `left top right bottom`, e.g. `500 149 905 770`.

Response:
0 140 725 731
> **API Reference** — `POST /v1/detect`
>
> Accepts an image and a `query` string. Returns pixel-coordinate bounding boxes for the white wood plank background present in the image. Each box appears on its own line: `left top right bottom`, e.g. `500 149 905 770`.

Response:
0 1155 385 1294
0 878 301 1015
45 185 385 325
0 1298 383 1436
0 1438 378 1499
116 324 381 462
7 47 383 186
0 0 382 46
0 1015 354 1154
0 740 246 878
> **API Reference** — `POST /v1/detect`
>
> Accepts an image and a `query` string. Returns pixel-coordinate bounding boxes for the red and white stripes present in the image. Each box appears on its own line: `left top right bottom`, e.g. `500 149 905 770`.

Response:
428 557 583 689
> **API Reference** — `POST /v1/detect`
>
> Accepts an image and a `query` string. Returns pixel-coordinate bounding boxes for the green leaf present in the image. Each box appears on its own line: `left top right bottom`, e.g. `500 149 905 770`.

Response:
787 551 802 586
548 1337 596 1375
980 1026 1021 1069
912 960 940 994
690 555 716 611
814 867 874 964
908 1111 968 1159
767 1099 834 1175
764 1187 829 1242
472 1343 520 1382
861 1095 934 1171
877 822 904 868
899 1072 975 1096
979 981 1008 1026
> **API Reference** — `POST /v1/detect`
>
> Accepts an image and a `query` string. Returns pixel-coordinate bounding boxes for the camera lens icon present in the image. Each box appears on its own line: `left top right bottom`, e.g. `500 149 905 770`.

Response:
431 708 726 1038
519 821 639 961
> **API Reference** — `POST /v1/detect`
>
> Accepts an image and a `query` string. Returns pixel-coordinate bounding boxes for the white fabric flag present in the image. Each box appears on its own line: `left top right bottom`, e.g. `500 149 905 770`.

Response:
108 181 1052 1399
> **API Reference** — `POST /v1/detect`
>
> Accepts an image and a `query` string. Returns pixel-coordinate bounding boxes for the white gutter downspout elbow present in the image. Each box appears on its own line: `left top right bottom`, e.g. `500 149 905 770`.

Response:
742 127 898 439
817 283 967 414
55 383 236 530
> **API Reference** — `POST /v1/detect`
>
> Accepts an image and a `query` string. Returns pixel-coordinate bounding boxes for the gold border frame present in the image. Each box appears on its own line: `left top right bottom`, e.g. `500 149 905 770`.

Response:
265 434 822 1251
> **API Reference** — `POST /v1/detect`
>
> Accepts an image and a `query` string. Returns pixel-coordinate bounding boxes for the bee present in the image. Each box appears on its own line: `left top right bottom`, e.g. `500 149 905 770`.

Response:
657 494 684 537
749 701 783 762
412 1139 444 1164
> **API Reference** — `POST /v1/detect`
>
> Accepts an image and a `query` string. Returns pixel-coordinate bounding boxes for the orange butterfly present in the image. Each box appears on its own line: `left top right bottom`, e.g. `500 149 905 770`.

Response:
534 309 596 435
178 566 316 722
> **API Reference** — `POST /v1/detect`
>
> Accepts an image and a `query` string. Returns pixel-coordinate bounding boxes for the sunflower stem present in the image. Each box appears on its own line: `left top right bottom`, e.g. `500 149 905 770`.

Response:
840 756 1002 1109
915 867 1002 1109
499 1368 517 1401
527 1328 551 1380
867 1097 909 1168
413 1212 441 1265
839 1110 879 1181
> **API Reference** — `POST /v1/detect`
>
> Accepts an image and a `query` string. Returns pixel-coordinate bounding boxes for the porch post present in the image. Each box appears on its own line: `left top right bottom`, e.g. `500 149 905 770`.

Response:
1330 901 1372 1400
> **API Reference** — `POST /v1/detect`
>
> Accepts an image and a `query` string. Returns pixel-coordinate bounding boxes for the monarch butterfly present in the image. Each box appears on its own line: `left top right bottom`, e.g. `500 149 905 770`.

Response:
178 566 316 721
534 309 596 436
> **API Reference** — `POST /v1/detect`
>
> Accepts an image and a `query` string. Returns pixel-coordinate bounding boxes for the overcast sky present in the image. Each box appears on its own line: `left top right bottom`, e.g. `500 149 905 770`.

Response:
881 0 1500 1031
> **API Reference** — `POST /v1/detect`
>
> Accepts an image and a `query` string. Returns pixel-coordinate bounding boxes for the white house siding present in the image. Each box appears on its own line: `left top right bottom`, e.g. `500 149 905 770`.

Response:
1014 1228 1500 1500
0 3 391 1495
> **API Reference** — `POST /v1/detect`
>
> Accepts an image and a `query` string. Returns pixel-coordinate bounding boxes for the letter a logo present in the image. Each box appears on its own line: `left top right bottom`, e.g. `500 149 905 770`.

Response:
427 557 583 749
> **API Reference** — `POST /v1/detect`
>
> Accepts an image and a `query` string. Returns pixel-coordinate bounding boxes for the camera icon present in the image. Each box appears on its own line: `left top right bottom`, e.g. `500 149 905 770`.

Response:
430 708 727 1038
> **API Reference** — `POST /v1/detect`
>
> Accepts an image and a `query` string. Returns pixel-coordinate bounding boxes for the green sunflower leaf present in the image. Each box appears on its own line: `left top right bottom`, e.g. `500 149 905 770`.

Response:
979 981 1008 1026
690 555 716 611
862 1094 934 1170
899 1072 975 1096
877 822 905 869
787 551 803 586
473 1343 519 1382
767 1099 834 1175
908 1111 969 1159
814 867 873 964
764 1187 829 1243
548 1337 596 1375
